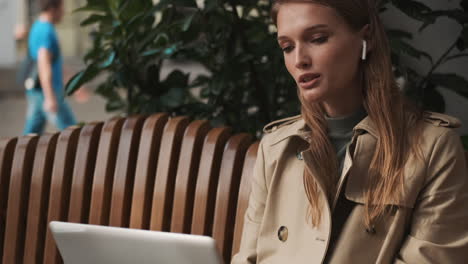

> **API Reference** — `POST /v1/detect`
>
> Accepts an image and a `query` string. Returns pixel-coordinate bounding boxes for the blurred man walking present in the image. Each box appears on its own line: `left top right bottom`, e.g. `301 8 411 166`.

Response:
23 0 77 134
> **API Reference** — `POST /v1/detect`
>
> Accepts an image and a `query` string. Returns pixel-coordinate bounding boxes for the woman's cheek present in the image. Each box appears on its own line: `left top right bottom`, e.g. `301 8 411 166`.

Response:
284 56 297 80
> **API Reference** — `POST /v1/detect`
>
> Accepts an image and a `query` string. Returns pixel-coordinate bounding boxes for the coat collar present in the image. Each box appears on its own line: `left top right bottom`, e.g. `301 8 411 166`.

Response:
267 115 378 146
353 116 379 139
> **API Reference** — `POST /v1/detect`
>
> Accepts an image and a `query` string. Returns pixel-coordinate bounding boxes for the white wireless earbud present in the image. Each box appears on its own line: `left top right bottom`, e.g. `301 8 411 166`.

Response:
361 40 367 61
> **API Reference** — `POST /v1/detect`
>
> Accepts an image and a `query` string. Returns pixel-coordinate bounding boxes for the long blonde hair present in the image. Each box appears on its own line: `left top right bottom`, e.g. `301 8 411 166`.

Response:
271 0 422 228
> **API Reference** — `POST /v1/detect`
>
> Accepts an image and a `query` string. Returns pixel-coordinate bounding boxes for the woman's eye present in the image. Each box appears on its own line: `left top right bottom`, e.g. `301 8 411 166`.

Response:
282 46 294 53
311 36 328 44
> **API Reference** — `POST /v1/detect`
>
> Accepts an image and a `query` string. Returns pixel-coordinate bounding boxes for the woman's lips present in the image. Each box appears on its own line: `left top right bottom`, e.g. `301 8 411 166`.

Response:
299 75 321 89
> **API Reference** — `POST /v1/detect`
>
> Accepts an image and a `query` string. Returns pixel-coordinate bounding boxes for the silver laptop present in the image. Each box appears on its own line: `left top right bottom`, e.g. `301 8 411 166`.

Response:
49 221 224 264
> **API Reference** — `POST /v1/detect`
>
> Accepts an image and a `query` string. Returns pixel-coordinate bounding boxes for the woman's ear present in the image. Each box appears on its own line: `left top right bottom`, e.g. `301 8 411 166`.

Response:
359 24 372 52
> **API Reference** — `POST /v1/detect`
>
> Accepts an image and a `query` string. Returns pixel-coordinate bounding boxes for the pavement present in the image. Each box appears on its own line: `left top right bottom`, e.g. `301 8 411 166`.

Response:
0 92 113 138
0 59 113 138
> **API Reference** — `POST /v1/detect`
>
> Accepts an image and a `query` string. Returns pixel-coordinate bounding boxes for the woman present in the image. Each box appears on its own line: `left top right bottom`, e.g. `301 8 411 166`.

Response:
232 0 468 263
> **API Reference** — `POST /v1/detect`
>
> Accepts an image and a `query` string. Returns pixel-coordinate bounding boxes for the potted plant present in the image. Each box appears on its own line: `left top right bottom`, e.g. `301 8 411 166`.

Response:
67 0 468 148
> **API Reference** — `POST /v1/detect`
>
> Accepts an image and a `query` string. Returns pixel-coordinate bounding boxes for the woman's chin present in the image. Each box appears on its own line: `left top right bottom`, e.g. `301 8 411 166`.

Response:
299 88 326 105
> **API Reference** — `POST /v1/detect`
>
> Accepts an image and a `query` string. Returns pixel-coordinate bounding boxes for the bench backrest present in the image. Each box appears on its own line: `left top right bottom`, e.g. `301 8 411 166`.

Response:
1 114 467 264
0 114 259 264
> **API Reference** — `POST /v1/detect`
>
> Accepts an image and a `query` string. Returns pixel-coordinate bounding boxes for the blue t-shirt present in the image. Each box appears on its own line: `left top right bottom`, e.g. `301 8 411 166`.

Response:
28 20 64 96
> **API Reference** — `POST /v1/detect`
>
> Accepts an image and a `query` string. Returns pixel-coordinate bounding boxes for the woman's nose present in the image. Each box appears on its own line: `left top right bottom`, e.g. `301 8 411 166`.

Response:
295 46 311 69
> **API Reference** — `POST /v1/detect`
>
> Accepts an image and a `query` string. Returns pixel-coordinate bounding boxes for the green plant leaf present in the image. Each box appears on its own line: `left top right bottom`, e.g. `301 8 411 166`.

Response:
387 29 413 40
158 87 187 108
74 4 108 13
461 135 468 151
138 31 168 52
378 0 392 12
162 44 180 57
156 0 197 8
204 0 219 11
391 0 433 22
119 0 153 21
444 53 468 63
65 66 101 96
457 27 468 51
141 48 162 57
430 9 468 24
461 0 468 12
190 75 210 87
182 12 197 32
106 0 120 12
390 38 433 64
429 73 468 98
417 13 438 32
106 98 126 112
99 52 116 69
457 37 467 51
163 70 190 88
80 14 112 26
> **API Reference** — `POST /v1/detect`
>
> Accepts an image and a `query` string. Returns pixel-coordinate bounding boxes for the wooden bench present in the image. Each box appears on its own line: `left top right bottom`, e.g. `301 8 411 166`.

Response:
0 113 259 264
1 114 467 264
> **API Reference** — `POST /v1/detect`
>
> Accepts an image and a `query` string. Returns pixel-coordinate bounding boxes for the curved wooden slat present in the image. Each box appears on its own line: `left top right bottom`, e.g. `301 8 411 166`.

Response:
170 120 211 234
0 137 17 259
43 126 82 264
212 133 253 263
129 113 169 230
88 117 125 226
465 152 468 168
2 135 39 264
109 116 147 228
150 116 190 231
67 122 104 224
23 133 59 264
232 141 259 257
191 127 232 236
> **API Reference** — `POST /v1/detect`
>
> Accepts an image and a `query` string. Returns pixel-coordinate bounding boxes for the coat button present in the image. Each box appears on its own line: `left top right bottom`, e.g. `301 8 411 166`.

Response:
296 151 303 160
278 226 288 242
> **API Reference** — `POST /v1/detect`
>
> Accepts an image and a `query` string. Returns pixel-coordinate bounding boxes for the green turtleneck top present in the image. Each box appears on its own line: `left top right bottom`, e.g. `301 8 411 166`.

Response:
325 107 367 173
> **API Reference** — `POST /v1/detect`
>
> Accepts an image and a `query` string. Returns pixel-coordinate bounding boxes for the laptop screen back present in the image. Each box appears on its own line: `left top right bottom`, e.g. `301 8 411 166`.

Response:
49 221 224 264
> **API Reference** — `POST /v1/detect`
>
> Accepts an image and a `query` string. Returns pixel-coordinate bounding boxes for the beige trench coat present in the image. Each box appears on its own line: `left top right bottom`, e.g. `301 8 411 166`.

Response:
232 112 468 264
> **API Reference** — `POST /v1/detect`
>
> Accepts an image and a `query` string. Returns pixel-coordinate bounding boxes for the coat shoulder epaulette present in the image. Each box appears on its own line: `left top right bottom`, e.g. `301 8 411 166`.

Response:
263 115 302 134
423 111 461 128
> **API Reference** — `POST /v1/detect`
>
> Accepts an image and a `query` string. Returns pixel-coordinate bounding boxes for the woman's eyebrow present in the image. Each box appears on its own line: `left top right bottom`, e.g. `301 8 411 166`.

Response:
277 24 329 41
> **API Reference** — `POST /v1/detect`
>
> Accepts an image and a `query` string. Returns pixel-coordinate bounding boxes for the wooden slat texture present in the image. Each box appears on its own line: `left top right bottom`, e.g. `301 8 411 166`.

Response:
88 117 125 226
2 135 39 264
465 152 468 167
212 133 253 263
23 133 59 264
170 120 211 234
150 116 190 231
191 127 232 236
0 137 17 260
109 116 146 228
130 113 169 230
67 122 103 224
0 114 278 263
43 126 82 264
232 141 259 256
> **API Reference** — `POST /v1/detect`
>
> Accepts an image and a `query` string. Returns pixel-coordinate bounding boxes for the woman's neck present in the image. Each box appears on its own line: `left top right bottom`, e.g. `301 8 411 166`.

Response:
322 71 365 118
322 93 364 118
